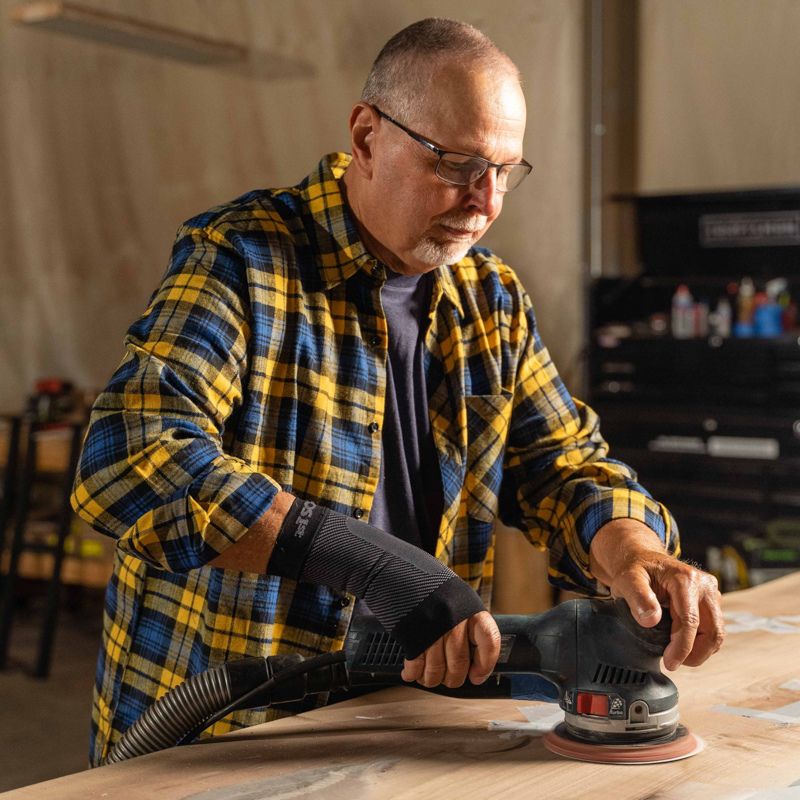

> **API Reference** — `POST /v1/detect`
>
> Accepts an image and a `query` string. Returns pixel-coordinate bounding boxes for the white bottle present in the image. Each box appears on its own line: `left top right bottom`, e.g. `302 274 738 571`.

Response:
671 284 695 338
711 297 732 337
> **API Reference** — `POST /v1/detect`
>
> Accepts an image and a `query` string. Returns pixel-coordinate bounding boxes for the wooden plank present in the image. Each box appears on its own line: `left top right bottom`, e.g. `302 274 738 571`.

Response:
5 572 800 798
0 422 77 475
1 544 112 590
11 1 246 64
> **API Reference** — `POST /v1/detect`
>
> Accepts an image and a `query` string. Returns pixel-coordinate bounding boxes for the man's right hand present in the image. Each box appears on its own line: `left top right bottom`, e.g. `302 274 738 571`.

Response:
400 611 501 688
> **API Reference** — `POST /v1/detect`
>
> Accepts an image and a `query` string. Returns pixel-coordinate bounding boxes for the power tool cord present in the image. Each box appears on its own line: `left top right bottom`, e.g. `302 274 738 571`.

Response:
177 649 348 746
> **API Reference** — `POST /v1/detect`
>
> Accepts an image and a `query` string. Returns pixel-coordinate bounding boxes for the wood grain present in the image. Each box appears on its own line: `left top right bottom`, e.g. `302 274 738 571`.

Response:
4 571 800 799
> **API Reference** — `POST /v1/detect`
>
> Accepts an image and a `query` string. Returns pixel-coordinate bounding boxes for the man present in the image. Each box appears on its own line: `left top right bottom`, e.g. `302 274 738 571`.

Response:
72 18 724 767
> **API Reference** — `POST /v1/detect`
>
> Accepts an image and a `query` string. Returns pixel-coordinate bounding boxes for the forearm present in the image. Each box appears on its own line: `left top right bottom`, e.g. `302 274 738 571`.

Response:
247 497 485 658
208 490 294 572
504 324 678 591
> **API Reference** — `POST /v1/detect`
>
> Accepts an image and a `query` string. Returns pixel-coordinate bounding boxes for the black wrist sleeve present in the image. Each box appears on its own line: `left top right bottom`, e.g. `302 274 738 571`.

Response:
268 498 485 659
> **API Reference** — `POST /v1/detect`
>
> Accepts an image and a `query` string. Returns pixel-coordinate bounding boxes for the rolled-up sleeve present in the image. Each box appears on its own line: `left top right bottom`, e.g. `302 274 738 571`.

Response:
71 225 280 572
498 293 679 594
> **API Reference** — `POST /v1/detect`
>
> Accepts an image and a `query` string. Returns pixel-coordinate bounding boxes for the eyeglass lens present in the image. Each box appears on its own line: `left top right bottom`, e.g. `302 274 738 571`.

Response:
436 156 530 192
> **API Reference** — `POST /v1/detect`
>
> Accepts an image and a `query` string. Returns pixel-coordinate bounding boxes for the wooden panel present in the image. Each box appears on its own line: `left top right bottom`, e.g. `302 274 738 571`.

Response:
0 424 77 475
11 1 247 64
0 522 113 589
1 0 587 616
0 420 113 588
491 523 554 614
0 0 587 415
638 0 800 192
5 571 800 798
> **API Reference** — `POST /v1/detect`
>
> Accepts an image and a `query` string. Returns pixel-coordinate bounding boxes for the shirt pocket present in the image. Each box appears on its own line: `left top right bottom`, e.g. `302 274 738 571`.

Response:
463 391 513 523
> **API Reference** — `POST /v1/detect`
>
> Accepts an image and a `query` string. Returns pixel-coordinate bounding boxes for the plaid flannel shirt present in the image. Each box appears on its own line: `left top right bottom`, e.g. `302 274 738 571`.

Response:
72 152 678 766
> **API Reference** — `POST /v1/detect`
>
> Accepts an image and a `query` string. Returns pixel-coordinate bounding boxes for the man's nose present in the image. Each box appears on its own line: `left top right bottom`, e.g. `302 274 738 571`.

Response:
463 168 503 218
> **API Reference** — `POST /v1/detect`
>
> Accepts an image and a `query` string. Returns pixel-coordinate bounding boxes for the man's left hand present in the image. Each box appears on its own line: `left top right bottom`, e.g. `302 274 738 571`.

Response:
589 519 725 671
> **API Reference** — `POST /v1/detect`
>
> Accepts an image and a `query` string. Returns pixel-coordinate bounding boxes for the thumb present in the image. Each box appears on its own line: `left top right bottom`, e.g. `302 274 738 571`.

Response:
614 569 662 627
467 611 501 684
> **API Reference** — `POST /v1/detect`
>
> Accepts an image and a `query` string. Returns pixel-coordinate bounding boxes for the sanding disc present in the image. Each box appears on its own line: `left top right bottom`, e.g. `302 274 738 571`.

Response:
542 723 704 765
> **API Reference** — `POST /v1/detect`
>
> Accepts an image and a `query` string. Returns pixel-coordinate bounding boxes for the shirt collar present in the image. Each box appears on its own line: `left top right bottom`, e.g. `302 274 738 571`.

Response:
301 153 463 316
299 152 373 288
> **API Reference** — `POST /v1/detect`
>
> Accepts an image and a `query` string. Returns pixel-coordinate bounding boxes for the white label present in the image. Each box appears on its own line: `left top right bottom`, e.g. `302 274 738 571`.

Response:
707 436 779 460
699 210 800 247
648 435 707 454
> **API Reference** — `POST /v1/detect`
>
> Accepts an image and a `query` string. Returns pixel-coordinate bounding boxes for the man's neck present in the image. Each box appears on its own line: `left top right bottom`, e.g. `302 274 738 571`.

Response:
341 167 433 277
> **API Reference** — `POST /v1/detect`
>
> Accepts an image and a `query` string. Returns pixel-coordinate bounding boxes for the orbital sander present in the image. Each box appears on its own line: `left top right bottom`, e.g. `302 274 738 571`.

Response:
345 596 702 764
105 597 702 765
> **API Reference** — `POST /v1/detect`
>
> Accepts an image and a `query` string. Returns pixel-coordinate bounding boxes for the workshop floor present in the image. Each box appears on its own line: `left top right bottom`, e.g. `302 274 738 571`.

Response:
0 586 103 793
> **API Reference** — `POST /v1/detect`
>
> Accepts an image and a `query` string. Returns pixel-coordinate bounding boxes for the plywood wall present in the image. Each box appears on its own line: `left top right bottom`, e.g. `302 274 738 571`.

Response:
638 0 800 192
0 0 585 611
0 0 586 413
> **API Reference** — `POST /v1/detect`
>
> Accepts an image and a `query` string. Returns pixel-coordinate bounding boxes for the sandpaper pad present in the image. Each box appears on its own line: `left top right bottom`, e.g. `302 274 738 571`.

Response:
542 723 704 765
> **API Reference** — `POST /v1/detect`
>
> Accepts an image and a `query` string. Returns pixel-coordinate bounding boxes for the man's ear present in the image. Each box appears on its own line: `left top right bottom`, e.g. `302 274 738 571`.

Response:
348 102 377 178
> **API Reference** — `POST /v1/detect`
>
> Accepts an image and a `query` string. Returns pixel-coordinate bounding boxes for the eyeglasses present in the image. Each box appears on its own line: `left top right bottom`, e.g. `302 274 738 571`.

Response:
373 106 531 193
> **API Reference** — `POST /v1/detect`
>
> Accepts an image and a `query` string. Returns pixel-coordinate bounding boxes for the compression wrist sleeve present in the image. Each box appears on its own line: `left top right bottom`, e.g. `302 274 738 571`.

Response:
268 498 485 659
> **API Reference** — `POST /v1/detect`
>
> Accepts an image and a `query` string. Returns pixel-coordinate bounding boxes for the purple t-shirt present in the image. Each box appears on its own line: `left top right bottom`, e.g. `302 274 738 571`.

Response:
368 268 443 555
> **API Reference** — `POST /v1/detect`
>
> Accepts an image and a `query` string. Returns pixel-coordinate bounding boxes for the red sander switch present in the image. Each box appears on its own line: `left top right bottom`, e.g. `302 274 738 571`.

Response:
576 692 609 716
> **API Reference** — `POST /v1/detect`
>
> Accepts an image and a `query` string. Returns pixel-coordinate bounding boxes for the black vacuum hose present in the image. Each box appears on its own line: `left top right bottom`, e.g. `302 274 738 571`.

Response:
103 651 349 765
104 663 232 764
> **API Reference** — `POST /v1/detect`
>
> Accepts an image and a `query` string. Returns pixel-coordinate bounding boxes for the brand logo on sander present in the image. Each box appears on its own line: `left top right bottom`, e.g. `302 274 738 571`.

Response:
293 501 316 539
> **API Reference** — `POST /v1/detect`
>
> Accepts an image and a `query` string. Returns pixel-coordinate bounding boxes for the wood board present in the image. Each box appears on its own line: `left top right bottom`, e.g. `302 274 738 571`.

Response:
4 572 800 799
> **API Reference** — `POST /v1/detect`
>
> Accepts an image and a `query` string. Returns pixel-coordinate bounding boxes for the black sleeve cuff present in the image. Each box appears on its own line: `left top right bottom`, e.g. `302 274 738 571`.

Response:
268 499 329 581
390 576 486 660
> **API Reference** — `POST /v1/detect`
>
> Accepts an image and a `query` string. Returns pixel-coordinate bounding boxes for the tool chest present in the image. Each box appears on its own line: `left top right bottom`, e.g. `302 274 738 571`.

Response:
589 188 800 585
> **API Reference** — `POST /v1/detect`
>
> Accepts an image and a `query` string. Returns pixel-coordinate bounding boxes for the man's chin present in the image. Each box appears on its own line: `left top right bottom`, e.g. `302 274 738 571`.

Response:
413 239 473 268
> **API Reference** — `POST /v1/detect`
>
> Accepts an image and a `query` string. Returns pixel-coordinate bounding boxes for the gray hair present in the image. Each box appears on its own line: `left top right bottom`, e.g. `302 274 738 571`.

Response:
361 18 520 124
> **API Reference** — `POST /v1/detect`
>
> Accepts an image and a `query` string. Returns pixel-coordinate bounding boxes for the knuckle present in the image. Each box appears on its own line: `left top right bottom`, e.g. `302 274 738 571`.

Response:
679 610 701 629
703 572 720 592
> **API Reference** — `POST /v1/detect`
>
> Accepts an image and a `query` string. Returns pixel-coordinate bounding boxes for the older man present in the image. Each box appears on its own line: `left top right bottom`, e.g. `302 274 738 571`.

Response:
72 18 724 766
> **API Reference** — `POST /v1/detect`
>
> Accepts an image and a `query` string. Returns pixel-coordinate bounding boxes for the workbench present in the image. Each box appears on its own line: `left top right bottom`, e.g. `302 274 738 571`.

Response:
5 572 800 799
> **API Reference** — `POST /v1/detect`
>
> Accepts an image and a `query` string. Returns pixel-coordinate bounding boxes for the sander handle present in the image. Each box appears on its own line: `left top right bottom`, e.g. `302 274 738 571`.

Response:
344 597 672 693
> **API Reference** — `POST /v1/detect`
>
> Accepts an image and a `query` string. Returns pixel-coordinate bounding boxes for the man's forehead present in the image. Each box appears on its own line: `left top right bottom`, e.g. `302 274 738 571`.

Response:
413 63 527 158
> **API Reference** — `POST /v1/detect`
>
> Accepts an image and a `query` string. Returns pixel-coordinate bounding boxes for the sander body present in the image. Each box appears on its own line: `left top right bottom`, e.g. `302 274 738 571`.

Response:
346 597 680 747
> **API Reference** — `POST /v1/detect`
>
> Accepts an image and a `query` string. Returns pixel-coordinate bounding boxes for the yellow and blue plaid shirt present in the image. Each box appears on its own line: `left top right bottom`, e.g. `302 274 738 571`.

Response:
72 152 678 766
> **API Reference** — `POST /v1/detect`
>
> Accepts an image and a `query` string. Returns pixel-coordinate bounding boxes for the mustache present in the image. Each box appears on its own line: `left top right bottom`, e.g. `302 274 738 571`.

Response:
435 213 486 232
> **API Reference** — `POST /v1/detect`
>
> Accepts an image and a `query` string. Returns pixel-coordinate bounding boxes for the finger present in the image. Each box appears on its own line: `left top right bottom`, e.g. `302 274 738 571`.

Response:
401 654 424 683
662 578 701 671
419 636 447 688
442 621 471 688
681 576 725 667
468 611 501 685
613 566 663 628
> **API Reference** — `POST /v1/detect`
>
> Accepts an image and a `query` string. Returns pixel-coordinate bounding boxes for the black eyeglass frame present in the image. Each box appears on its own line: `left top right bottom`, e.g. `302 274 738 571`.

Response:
372 106 532 193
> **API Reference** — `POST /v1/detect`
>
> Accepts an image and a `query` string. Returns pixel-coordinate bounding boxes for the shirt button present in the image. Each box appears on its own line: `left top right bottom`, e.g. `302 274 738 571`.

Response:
369 335 380 347
368 421 380 433
353 508 364 519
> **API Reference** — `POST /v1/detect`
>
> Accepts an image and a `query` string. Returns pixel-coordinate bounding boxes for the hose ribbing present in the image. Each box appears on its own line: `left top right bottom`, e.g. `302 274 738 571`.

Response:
104 665 231 764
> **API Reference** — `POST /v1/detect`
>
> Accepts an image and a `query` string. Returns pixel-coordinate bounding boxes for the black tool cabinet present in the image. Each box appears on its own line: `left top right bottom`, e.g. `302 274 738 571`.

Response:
589 188 800 587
